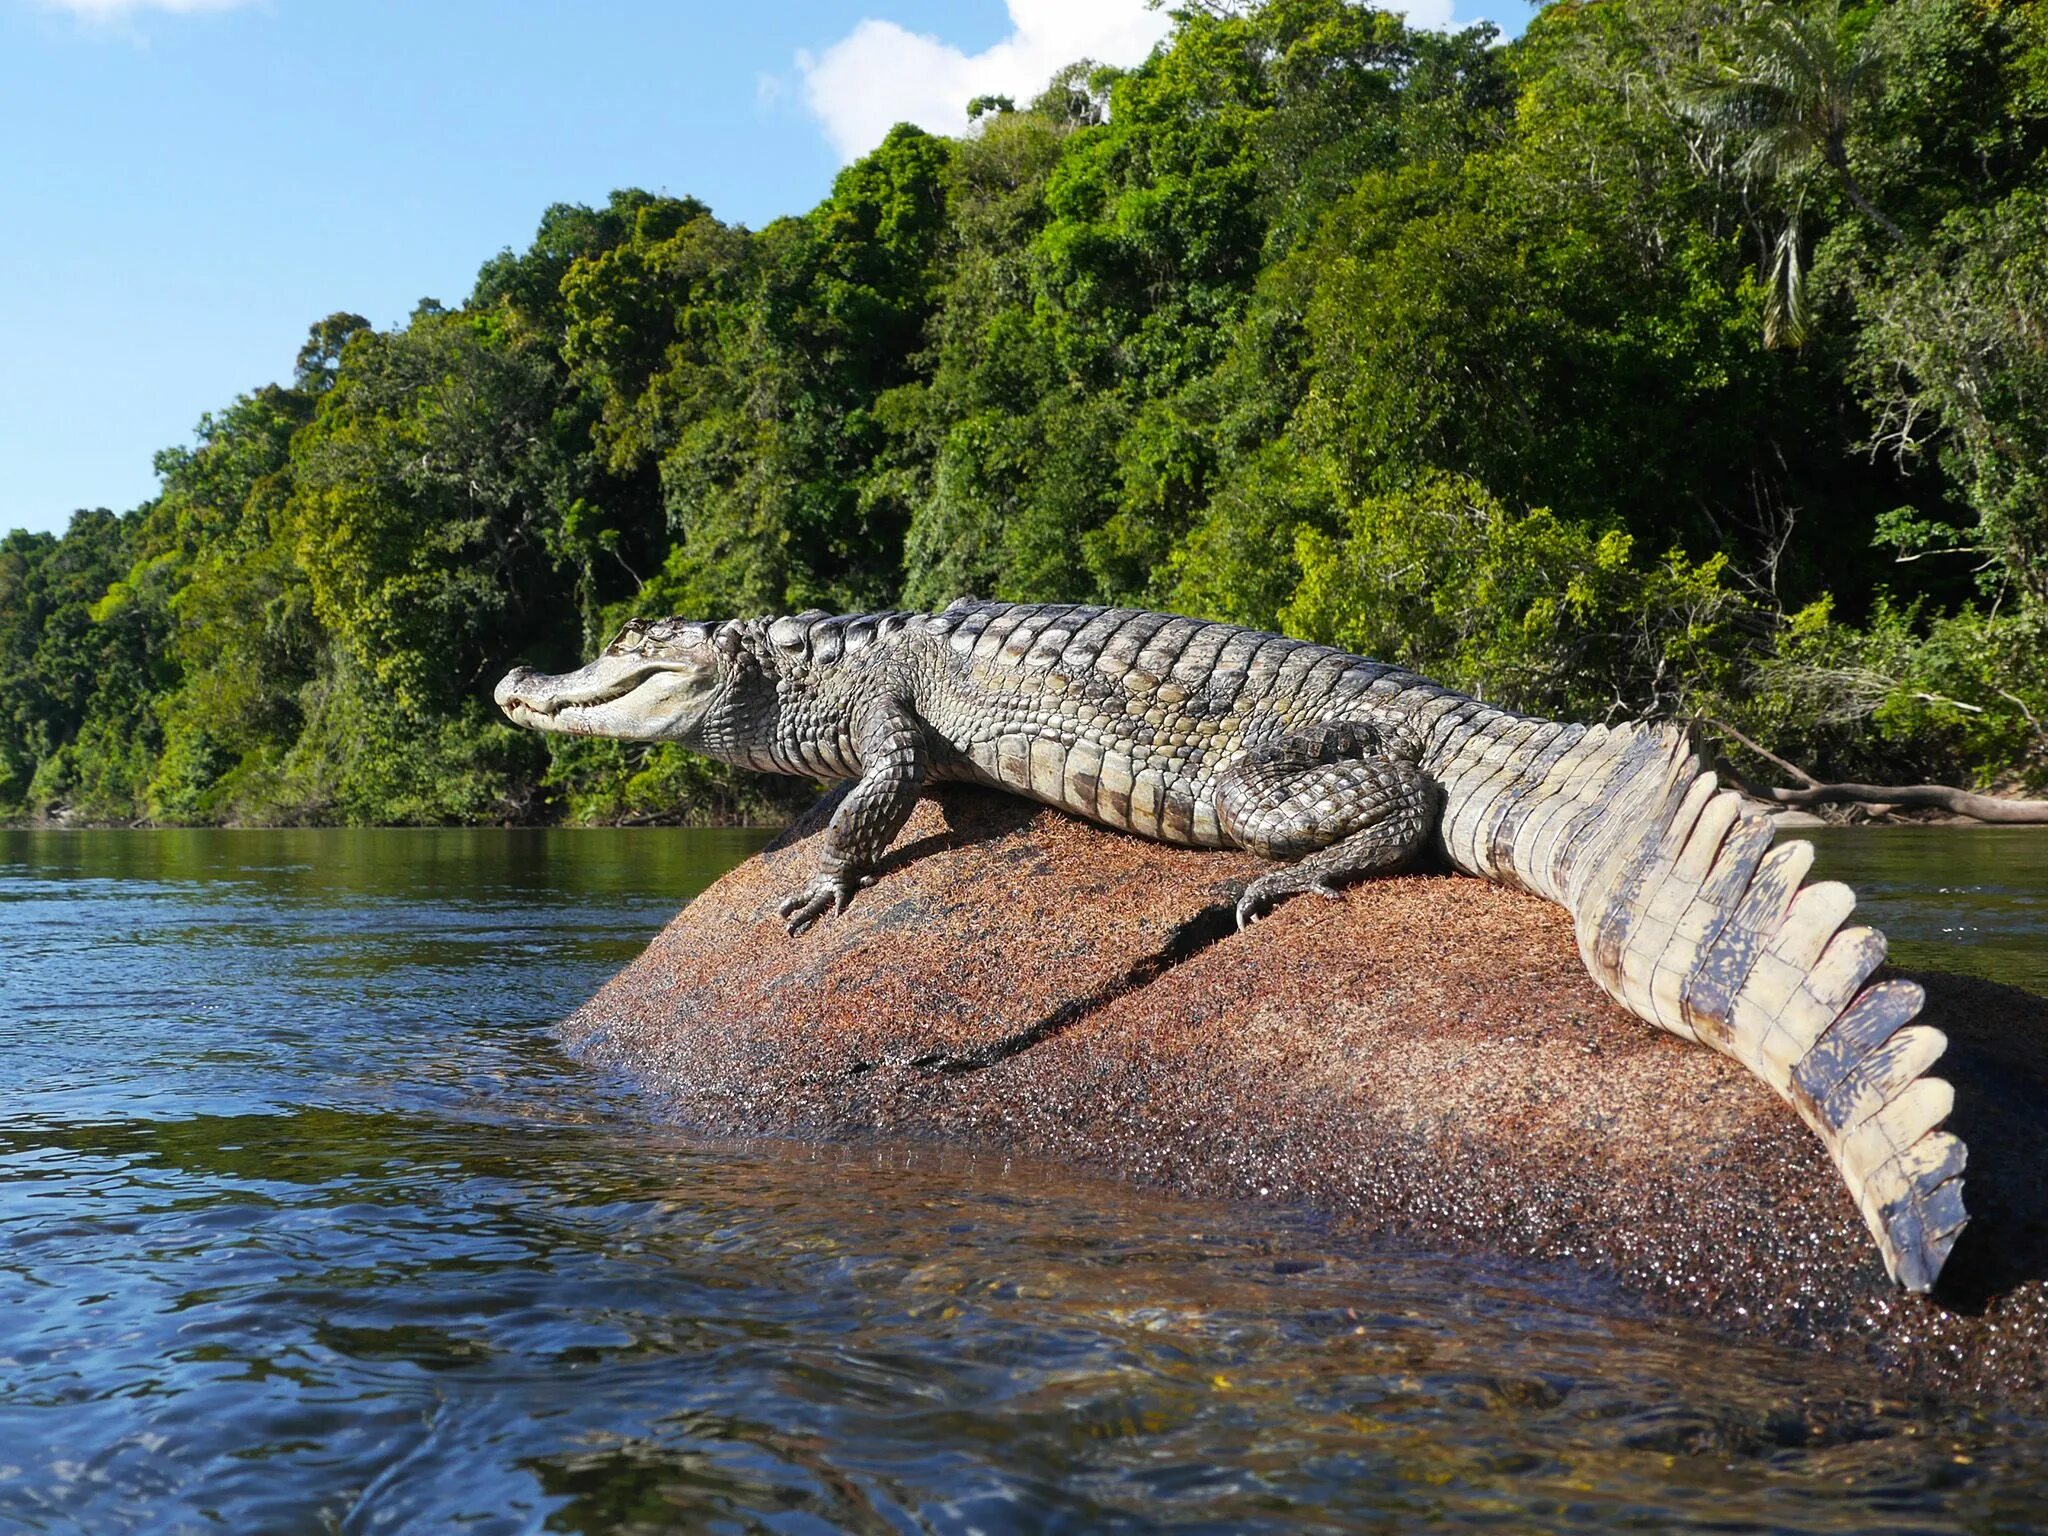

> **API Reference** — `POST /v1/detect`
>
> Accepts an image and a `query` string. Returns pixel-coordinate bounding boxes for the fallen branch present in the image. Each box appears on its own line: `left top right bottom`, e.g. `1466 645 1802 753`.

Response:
1696 716 2048 823
1757 782 2048 824
1698 716 1820 787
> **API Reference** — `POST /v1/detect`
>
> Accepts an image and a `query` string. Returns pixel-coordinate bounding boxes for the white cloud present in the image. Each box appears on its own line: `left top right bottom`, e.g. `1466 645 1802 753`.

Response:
797 0 1175 163
42 0 254 17
794 0 1504 162
1394 0 1459 27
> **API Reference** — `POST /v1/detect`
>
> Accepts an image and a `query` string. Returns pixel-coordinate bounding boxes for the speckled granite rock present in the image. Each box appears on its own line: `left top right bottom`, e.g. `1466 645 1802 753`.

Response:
563 785 2048 1403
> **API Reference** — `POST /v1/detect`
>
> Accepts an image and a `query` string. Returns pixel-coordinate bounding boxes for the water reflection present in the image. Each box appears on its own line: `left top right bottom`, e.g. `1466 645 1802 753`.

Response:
0 828 2041 1533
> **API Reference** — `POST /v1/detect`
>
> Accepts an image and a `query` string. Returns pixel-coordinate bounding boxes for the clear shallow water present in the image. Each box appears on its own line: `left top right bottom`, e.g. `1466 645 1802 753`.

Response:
1 827 2044 1535
1803 825 2048 997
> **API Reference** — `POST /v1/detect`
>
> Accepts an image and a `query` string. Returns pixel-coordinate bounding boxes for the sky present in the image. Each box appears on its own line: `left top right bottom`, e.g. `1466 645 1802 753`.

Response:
0 0 1537 538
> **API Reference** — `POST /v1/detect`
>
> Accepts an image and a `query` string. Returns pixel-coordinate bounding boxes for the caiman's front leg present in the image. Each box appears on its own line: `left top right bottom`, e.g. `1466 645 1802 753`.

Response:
778 697 930 935
1216 720 1441 928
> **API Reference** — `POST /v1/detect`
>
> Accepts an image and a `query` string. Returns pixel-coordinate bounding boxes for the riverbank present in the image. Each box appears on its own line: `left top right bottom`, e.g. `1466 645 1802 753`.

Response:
2 807 800 832
19 784 2044 833
565 786 2048 1408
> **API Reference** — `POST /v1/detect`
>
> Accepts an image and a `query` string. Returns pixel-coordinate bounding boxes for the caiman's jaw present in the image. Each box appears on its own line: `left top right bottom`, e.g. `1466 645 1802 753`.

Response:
495 621 722 741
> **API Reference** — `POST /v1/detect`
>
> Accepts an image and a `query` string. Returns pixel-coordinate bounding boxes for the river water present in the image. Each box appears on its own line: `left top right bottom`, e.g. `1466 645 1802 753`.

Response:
0 825 2043 1534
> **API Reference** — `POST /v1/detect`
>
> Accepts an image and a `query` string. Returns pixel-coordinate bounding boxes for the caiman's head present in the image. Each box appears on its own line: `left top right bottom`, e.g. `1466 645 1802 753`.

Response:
495 618 735 743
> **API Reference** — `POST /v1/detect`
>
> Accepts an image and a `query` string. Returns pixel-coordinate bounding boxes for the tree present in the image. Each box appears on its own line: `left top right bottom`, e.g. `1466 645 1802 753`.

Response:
1675 0 1900 346
4 0 2043 822
294 313 372 392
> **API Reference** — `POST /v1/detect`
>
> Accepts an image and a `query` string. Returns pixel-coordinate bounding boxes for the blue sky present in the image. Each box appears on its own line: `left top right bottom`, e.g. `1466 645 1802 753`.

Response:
0 0 1535 538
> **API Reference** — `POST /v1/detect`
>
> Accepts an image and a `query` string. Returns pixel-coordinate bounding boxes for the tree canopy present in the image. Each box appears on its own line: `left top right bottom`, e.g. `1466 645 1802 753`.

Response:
5 0 2043 826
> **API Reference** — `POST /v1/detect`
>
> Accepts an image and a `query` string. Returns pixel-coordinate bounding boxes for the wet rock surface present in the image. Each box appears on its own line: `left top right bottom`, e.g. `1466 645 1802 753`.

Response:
565 785 2048 1404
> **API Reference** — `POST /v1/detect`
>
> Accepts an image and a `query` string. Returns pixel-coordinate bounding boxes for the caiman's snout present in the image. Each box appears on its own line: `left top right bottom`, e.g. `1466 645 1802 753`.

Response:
494 657 630 726
493 641 719 741
494 665 548 719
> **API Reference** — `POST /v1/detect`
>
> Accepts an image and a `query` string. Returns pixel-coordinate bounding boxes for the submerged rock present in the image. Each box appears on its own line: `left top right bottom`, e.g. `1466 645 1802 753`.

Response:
565 785 2048 1403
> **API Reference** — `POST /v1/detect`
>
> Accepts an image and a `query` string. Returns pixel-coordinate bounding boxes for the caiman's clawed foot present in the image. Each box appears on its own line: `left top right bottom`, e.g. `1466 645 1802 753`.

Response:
1235 868 1345 929
777 872 872 935
1216 736 1435 931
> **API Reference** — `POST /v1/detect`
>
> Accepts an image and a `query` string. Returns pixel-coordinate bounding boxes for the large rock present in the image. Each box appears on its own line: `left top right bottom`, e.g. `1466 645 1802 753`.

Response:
565 785 2048 1403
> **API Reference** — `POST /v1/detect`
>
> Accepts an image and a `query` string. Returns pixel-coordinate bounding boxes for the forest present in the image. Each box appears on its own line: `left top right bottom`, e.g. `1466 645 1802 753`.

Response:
2 0 2043 827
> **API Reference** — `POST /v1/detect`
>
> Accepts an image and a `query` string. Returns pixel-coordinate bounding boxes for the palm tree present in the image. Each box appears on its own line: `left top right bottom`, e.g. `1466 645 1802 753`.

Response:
1676 0 1903 348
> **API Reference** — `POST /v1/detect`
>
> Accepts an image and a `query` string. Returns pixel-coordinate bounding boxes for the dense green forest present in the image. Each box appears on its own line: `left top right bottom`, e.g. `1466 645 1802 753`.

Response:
4 0 2043 826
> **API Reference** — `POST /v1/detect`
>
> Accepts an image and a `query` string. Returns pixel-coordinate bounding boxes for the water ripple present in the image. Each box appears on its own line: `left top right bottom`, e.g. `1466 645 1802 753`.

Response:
0 827 2042 1534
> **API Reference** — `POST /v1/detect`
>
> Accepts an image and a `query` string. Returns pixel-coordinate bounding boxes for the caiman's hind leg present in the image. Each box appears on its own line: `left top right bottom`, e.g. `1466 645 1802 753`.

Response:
1216 721 1443 928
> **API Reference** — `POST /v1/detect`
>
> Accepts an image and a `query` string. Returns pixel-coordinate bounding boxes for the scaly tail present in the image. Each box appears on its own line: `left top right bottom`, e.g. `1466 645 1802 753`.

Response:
1428 714 1967 1292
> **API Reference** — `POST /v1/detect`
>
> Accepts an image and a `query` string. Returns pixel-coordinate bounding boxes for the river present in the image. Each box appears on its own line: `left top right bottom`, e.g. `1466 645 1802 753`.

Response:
0 825 2042 1533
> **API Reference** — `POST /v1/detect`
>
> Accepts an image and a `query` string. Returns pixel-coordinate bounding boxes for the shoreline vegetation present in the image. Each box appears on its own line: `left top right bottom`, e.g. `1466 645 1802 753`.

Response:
4 0 2044 830
11 784 2048 832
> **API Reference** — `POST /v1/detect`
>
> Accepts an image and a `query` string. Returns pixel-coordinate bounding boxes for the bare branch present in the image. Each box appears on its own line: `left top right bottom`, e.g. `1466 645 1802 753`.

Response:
1697 715 1821 786
1757 781 2048 823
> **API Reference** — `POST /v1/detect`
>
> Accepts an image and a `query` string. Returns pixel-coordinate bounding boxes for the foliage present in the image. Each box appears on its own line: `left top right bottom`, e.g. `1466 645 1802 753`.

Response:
1855 189 2048 612
1748 594 2048 786
1283 475 1750 719
3 0 2044 826
1674 0 1898 344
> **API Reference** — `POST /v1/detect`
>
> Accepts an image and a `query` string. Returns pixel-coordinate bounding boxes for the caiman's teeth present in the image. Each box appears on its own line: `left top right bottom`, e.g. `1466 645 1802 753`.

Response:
500 666 662 718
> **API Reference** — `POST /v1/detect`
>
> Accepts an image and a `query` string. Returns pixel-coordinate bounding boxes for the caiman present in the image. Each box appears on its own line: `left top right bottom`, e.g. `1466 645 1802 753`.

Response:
495 599 1967 1294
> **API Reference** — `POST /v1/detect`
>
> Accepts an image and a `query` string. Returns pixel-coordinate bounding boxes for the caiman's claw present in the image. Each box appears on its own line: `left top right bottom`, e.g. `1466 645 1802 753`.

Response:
777 889 835 936
1234 870 1344 930
776 873 872 936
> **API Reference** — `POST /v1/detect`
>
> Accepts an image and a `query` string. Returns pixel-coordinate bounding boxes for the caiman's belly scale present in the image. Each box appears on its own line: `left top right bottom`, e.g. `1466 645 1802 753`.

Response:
949 735 1235 847
937 664 1248 847
923 613 1398 848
